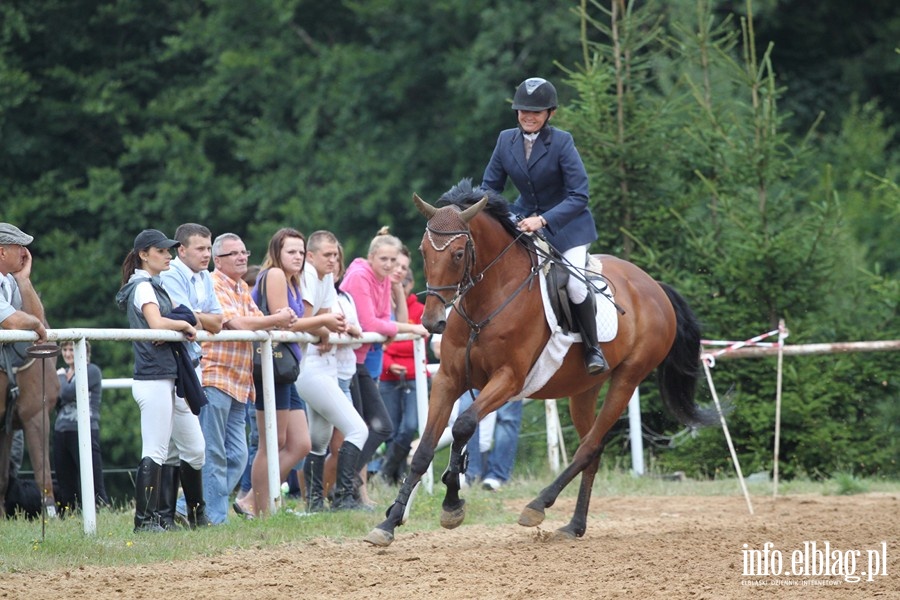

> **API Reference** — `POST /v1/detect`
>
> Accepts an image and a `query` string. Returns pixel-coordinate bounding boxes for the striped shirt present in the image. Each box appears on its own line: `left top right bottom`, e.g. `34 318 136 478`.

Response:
201 270 264 404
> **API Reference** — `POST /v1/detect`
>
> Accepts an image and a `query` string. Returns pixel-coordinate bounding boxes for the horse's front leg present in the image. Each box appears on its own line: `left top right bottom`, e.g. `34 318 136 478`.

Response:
364 374 459 547
439 392 479 529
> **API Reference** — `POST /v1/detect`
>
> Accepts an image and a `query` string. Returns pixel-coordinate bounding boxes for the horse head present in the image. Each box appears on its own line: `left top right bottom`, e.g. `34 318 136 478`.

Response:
414 192 488 333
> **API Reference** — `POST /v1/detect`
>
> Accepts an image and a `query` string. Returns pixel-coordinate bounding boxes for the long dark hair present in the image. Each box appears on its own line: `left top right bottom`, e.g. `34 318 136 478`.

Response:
120 249 144 286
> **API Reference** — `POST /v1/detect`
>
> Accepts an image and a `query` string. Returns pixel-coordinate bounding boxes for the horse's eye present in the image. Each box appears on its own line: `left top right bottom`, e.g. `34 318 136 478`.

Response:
453 249 464 263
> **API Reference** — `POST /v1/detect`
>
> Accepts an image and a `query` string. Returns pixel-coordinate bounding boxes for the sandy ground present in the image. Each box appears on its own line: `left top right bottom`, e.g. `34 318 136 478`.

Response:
0 493 897 599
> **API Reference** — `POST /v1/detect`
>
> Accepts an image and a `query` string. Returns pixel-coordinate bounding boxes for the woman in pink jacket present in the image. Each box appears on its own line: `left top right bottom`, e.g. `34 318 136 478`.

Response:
340 228 427 505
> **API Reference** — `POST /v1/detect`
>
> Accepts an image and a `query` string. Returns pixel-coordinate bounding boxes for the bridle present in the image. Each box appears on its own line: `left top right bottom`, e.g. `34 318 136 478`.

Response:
423 219 541 335
422 210 548 394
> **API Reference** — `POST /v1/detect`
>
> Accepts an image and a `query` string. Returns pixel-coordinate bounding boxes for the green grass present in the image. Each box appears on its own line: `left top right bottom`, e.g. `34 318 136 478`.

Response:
1 469 897 574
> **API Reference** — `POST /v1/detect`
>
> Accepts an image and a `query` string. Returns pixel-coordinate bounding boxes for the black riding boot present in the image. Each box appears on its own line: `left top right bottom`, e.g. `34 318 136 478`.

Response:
133 457 166 533
572 295 610 375
156 463 181 530
179 460 211 528
304 453 326 513
332 442 367 511
379 442 410 486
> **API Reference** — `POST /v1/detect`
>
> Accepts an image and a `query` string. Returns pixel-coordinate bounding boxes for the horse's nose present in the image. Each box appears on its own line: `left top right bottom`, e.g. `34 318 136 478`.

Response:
423 317 446 334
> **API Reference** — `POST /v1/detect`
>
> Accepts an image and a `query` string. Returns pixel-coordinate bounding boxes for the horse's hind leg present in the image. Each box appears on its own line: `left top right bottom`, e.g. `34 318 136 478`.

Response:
518 449 592 528
552 446 604 540
519 384 610 529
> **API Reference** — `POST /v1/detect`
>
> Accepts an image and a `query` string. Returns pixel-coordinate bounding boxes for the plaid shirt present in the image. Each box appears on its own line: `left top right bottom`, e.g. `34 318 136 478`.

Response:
201 270 264 404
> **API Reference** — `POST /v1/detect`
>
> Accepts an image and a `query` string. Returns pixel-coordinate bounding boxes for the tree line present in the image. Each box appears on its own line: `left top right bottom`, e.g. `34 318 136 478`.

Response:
2 0 897 482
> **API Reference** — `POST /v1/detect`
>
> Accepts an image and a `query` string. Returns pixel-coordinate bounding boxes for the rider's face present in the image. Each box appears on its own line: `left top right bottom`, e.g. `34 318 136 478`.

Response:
517 109 553 133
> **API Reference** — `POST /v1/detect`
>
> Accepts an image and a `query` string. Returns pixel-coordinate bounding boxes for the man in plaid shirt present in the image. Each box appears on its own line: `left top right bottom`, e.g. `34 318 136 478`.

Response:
198 233 295 523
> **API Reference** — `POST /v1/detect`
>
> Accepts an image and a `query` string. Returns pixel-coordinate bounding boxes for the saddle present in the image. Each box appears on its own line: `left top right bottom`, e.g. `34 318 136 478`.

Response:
533 238 616 336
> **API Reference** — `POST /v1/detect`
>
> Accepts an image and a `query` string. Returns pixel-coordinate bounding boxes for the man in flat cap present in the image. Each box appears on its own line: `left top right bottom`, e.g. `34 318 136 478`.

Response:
0 223 58 517
0 223 48 343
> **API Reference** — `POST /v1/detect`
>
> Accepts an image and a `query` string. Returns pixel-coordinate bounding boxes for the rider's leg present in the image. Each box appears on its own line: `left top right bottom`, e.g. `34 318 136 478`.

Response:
563 245 609 375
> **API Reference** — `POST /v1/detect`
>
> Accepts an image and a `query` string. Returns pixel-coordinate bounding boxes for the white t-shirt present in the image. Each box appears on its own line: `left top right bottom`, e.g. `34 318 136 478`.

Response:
301 267 338 370
335 291 362 380
0 274 22 324
132 270 160 312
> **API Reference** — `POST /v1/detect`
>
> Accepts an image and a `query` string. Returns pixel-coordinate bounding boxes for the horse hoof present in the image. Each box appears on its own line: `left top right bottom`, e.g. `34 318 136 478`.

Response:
550 528 579 541
518 506 545 528
363 528 394 547
440 504 466 529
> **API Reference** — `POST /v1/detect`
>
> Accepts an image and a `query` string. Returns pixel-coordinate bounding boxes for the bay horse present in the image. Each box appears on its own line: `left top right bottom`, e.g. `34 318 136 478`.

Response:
364 179 717 547
0 344 59 517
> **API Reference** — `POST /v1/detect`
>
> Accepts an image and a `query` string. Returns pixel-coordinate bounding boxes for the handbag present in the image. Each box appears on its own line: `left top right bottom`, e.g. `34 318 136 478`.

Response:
252 271 301 385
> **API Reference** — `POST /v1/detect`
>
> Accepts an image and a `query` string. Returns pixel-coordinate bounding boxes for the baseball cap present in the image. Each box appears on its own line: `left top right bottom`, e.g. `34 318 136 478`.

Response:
0 223 34 246
133 229 180 250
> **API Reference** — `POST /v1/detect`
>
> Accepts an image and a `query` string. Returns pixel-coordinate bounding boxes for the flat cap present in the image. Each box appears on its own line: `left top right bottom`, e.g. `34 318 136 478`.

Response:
133 229 180 250
0 223 34 246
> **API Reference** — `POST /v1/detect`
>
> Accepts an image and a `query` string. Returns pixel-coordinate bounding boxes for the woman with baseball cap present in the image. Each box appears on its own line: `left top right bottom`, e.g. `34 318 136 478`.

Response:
115 229 205 533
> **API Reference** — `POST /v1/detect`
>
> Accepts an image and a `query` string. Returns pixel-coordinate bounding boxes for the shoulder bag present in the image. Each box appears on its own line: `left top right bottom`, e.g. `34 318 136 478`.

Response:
252 271 301 385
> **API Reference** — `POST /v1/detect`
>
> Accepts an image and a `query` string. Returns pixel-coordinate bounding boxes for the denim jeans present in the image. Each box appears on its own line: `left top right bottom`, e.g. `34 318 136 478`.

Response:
483 400 523 482
379 378 419 450
240 400 258 494
177 386 249 524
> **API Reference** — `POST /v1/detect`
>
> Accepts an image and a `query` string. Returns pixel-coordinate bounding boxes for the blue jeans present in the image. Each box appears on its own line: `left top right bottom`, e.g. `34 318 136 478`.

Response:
364 344 383 380
176 387 249 524
484 400 523 482
240 400 259 494
379 378 419 450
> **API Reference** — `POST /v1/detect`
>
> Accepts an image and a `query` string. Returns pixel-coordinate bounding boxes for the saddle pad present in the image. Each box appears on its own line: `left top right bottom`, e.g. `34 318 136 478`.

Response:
515 264 619 398
587 256 619 343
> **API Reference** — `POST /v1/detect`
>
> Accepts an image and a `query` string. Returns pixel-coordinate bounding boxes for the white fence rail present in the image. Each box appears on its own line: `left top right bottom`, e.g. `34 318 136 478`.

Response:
0 328 425 535
5 327 895 536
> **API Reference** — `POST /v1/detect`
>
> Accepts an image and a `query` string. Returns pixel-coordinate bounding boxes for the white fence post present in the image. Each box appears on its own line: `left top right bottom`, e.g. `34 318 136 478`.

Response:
628 389 644 476
73 338 97 535
258 338 281 514
412 337 432 494
544 399 561 473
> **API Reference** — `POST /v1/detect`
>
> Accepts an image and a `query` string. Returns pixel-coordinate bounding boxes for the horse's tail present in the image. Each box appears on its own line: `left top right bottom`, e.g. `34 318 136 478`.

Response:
657 283 719 427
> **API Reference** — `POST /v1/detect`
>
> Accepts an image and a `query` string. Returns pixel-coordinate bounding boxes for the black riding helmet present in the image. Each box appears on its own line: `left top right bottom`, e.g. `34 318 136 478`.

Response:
511 77 558 111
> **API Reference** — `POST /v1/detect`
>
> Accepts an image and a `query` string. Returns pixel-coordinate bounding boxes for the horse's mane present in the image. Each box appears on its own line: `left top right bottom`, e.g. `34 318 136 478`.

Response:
435 178 527 245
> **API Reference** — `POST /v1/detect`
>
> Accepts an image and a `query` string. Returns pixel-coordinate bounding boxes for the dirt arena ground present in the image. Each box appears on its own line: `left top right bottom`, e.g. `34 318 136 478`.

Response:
0 493 896 599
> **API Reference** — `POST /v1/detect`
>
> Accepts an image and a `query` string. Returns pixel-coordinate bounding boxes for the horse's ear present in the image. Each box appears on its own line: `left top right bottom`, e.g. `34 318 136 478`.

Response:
413 193 438 220
459 195 488 224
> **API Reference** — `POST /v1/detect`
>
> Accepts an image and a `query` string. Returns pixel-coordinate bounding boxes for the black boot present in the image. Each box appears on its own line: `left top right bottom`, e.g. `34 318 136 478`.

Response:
304 454 326 513
133 457 166 533
156 463 181 530
379 442 410 486
179 460 211 529
572 295 610 375
332 442 368 511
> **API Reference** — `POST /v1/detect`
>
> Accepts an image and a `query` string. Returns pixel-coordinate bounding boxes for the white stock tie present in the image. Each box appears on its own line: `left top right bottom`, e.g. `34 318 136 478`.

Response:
524 137 534 161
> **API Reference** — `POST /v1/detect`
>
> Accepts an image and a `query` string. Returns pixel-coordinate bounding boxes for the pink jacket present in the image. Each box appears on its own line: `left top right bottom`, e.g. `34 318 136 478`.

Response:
340 257 399 363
